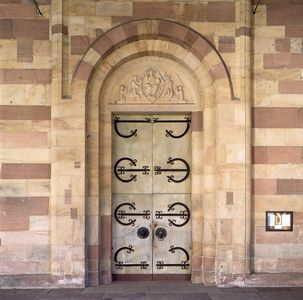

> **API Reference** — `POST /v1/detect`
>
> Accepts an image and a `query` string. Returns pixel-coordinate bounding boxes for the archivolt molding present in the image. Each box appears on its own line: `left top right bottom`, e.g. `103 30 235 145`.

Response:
71 19 234 101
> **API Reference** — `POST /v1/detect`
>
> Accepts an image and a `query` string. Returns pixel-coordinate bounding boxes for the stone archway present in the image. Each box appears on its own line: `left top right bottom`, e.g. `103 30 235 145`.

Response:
50 19 251 286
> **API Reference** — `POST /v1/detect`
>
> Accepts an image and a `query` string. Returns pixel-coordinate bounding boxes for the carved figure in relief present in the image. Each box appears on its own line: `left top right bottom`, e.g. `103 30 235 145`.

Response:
174 85 184 102
116 66 187 104
163 74 174 101
130 76 141 101
119 85 127 103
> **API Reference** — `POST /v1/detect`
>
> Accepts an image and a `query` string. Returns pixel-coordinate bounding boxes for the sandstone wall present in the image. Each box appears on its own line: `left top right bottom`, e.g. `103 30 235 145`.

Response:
0 0 302 287
0 0 52 278
252 0 303 273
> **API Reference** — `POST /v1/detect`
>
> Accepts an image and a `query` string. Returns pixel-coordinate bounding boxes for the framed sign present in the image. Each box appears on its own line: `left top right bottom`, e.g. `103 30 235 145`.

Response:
266 211 293 231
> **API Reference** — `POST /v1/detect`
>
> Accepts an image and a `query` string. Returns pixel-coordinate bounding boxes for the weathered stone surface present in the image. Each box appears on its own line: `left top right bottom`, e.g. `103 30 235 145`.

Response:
0 106 51 120
12 20 49 40
207 2 235 22
97 2 133 17
1 163 51 179
253 146 303 164
267 4 303 26
279 81 303 94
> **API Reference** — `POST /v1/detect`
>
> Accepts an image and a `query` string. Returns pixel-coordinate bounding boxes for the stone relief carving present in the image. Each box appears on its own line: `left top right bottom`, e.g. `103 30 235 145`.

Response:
116 67 186 104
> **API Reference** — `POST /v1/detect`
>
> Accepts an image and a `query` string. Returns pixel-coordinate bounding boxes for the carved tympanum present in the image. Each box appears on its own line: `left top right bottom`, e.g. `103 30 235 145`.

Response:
117 67 186 104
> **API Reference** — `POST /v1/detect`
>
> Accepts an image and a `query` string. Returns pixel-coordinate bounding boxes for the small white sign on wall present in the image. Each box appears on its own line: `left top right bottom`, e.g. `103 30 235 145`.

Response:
266 211 293 231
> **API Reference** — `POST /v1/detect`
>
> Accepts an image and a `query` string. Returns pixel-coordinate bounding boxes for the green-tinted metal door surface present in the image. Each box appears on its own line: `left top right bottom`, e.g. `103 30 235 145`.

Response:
112 114 191 280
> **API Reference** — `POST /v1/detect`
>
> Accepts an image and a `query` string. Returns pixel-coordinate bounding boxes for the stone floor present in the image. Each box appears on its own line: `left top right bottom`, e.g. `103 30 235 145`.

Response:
1 281 303 300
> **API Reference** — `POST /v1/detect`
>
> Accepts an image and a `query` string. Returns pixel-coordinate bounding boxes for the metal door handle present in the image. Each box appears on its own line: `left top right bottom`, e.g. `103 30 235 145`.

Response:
155 227 167 240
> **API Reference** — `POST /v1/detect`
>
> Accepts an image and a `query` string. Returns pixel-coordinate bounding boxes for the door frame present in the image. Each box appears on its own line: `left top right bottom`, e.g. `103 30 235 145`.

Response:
96 109 204 283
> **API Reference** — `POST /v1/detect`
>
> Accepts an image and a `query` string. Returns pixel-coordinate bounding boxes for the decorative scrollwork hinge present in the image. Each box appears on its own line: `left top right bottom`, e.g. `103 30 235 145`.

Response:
113 117 151 138
154 157 190 183
155 202 190 227
114 202 151 226
114 245 149 270
156 246 190 270
114 157 150 183
153 117 191 139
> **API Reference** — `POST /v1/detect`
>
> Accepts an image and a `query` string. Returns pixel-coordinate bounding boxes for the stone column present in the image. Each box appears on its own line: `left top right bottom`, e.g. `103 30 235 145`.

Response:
50 0 86 286
215 0 252 285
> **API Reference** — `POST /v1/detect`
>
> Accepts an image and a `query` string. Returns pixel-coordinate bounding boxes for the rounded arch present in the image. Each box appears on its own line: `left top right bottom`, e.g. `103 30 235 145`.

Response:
77 19 234 286
72 19 235 100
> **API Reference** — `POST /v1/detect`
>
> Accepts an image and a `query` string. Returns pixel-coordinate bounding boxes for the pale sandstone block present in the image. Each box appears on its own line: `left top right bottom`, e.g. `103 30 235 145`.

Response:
56 133 85 148
218 219 232 245
254 129 303 146
33 40 51 57
24 84 50 106
269 94 303 107
29 216 50 232
4 132 48 148
0 261 50 275
83 48 101 66
204 174 216 192
214 23 236 36
254 69 301 81
290 38 303 54
253 37 269 55
96 2 133 17
218 127 245 144
0 231 49 246
254 196 303 217
231 170 246 190
253 53 264 69
84 16 111 30
217 104 234 127
27 180 50 197
54 215 85 246
253 164 303 180
51 245 84 261
69 1 96 16
0 149 50 163
0 245 49 261
0 181 28 197
253 5 266 26
0 40 17 68
254 26 285 38
234 103 246 127
192 174 203 194
30 56 52 69
255 244 303 259
226 144 245 164
253 257 278 273
68 24 85 36
203 219 216 244
0 84 25 105
190 22 215 37
0 120 31 132
254 80 279 96
232 219 246 245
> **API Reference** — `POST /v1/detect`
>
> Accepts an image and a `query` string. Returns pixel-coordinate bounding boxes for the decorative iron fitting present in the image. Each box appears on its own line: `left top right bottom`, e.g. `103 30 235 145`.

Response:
156 246 190 270
155 202 190 227
113 116 151 138
154 157 190 183
153 117 191 139
114 157 150 183
114 245 149 270
114 202 151 226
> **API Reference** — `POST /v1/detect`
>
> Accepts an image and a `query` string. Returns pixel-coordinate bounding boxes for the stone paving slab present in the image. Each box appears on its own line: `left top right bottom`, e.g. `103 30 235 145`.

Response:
1 282 303 299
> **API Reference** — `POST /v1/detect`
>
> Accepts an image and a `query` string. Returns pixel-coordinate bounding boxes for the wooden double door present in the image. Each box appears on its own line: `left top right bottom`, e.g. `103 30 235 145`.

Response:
112 114 191 280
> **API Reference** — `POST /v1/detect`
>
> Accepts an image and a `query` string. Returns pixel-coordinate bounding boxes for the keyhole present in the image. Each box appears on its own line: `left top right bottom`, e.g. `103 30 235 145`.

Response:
155 227 167 240
137 227 149 239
